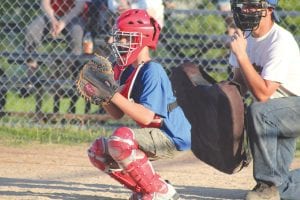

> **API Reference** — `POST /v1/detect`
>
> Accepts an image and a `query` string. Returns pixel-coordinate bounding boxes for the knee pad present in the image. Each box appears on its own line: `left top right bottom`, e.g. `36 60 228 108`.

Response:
88 137 112 172
107 127 138 163
88 137 141 192
247 102 263 127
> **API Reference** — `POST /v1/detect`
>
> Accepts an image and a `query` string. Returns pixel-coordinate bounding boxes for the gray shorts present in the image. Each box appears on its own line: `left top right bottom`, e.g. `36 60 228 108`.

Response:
132 128 177 161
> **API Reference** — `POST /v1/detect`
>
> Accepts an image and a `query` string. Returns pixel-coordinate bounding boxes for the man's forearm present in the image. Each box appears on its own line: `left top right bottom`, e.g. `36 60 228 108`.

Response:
41 0 56 22
237 54 274 101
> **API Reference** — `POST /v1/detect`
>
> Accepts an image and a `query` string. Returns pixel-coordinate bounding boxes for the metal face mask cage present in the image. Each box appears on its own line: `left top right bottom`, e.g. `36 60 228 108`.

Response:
110 28 143 67
231 1 268 31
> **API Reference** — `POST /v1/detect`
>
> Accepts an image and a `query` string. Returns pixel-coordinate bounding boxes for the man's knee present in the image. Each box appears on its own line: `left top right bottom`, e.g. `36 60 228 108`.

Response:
107 127 138 162
247 101 266 121
247 102 270 139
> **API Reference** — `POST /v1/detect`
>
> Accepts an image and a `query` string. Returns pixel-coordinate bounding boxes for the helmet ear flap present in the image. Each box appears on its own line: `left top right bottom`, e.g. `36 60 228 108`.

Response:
150 17 161 49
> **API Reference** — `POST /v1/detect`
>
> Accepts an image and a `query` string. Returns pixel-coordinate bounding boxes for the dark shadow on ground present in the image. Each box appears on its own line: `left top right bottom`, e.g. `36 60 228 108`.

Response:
0 177 247 200
177 185 247 199
0 177 125 200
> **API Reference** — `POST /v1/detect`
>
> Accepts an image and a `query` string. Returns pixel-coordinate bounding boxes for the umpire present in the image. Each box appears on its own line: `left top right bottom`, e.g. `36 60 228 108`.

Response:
229 0 300 200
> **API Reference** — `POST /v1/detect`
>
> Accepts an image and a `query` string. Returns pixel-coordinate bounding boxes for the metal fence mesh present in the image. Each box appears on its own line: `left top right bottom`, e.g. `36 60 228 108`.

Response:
0 0 300 127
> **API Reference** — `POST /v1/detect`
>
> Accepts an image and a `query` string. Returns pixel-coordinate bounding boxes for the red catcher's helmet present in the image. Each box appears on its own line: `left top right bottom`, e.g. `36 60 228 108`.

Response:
111 9 161 66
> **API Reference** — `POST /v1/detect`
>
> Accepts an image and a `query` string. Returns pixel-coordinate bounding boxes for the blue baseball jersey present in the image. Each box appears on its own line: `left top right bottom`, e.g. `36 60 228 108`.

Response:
121 61 191 150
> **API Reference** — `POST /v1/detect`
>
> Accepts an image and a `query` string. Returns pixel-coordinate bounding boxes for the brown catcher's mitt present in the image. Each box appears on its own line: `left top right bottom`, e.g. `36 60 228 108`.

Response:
76 54 118 105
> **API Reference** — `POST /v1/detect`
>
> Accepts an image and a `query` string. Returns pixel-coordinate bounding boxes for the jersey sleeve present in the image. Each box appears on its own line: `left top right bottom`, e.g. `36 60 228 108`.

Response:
138 64 169 118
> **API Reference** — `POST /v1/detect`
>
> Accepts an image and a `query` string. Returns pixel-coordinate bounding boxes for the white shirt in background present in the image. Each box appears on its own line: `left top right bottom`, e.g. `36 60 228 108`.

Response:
108 0 165 28
229 23 300 98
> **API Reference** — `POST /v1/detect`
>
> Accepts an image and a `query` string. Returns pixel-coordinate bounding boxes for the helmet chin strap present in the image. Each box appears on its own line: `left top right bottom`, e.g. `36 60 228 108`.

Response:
245 24 259 38
244 31 252 39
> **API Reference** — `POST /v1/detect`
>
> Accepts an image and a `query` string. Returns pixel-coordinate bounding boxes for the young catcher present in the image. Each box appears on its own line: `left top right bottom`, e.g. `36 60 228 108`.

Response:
77 9 191 200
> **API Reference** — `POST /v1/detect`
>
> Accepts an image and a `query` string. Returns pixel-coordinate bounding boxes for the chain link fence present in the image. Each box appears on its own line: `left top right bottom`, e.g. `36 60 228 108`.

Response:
0 0 300 127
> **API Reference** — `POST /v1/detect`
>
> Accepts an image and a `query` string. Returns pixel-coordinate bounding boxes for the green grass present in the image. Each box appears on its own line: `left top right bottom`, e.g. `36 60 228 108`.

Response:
296 140 300 156
5 91 100 114
0 123 299 148
0 125 112 146
0 125 299 157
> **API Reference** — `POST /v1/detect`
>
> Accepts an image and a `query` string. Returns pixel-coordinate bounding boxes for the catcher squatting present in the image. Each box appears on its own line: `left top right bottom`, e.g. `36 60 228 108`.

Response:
77 9 191 200
76 0 300 199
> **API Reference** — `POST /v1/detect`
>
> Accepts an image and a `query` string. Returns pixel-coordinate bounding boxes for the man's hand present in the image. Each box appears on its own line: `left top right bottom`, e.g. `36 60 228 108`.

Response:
230 29 248 60
51 20 66 38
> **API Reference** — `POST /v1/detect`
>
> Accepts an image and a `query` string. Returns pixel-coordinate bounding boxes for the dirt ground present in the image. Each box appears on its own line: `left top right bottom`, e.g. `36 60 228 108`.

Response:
0 144 299 200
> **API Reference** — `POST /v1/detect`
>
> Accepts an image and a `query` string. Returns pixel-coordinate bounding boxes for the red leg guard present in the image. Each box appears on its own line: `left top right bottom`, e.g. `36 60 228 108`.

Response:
88 137 141 192
108 127 168 194
110 171 142 193
125 151 168 194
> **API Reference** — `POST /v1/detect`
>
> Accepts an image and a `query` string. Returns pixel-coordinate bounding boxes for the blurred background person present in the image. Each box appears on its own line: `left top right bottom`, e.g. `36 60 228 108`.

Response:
25 0 90 55
108 0 165 28
24 0 91 115
214 0 236 36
